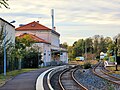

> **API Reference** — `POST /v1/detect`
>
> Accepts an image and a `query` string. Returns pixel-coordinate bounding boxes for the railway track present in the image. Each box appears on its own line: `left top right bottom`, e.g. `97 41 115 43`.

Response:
92 61 120 85
59 66 88 90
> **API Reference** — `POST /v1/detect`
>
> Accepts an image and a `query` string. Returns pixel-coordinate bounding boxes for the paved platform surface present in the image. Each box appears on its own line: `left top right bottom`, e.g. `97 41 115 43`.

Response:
0 67 52 90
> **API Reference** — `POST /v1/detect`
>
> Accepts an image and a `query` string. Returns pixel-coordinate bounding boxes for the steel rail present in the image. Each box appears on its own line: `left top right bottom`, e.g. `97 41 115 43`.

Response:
59 66 88 90
92 61 120 85
72 68 88 90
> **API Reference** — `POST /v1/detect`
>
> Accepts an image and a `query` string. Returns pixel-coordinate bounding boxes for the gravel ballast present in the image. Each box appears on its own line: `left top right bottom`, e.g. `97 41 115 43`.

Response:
74 69 120 90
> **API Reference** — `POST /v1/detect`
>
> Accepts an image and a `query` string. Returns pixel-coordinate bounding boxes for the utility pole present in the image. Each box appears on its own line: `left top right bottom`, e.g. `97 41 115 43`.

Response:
85 40 87 60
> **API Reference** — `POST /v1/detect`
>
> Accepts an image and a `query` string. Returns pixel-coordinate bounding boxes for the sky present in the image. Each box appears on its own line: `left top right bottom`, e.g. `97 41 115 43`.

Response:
0 0 120 45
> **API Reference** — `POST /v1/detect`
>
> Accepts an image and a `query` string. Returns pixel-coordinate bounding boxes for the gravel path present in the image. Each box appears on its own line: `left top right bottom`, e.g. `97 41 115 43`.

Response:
74 69 120 90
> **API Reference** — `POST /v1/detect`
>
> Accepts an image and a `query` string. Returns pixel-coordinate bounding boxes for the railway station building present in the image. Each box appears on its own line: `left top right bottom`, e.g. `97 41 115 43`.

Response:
15 21 68 66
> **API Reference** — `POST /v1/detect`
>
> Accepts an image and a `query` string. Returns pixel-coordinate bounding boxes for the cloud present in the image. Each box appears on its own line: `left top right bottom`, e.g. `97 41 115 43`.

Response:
2 0 120 25
0 13 49 18
1 0 120 45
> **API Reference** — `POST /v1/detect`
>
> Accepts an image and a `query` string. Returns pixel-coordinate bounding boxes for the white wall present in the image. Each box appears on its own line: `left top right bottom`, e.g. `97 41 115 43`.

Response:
6 25 15 43
33 43 51 66
60 52 68 63
51 32 60 47
16 30 60 47
0 19 15 44
16 30 51 43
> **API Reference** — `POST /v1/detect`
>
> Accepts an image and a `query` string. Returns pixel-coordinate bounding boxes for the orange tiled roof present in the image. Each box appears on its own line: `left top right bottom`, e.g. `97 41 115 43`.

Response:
17 33 50 44
16 21 51 31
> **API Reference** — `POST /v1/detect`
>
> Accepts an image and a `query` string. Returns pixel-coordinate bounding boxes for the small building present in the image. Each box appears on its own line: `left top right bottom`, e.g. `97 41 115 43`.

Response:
0 18 15 43
15 21 68 66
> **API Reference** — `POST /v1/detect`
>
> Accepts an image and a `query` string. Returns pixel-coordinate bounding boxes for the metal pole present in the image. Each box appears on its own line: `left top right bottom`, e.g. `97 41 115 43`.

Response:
51 9 54 30
3 20 15 76
3 27 6 76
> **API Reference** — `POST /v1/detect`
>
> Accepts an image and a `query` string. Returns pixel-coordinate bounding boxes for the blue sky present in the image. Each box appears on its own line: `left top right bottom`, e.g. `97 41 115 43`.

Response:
0 0 120 45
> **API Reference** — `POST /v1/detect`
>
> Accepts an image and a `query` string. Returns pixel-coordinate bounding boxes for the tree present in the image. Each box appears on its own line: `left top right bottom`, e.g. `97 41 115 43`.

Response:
0 0 9 8
99 36 106 52
0 24 12 73
93 35 99 55
60 42 68 49
0 26 4 73
23 48 42 68
15 37 31 69
15 35 42 69
72 39 85 58
15 35 35 69
104 37 113 51
92 35 107 56
16 35 35 47
68 46 74 60
85 38 93 53
114 34 120 56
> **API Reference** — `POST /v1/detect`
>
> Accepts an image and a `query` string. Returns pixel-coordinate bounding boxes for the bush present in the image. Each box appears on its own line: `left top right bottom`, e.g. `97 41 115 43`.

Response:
104 56 109 61
83 62 92 69
23 51 42 68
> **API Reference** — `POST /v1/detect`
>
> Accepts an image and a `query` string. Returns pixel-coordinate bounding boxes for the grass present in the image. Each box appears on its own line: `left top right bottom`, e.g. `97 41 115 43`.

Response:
106 66 120 74
0 68 38 87
69 60 98 65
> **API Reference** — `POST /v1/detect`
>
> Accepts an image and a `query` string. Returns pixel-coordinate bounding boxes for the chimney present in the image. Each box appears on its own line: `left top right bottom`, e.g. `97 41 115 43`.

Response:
51 9 54 30
54 27 56 31
37 21 39 23
19 24 25 26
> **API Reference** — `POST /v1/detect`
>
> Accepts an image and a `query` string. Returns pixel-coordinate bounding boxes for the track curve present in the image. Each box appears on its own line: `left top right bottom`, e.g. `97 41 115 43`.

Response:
92 61 120 85
59 66 88 90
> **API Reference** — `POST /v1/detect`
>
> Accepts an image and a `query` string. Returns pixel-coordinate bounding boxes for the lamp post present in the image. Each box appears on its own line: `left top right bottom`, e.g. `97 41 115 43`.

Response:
3 20 15 76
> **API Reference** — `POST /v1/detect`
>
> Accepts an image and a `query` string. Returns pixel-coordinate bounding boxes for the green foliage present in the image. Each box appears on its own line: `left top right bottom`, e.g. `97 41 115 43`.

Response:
83 62 92 69
109 56 115 62
16 35 35 47
72 39 85 58
15 36 35 69
23 49 42 68
68 46 74 60
104 56 109 61
15 36 42 68
85 38 93 53
60 42 68 49
114 34 120 56
68 35 117 60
